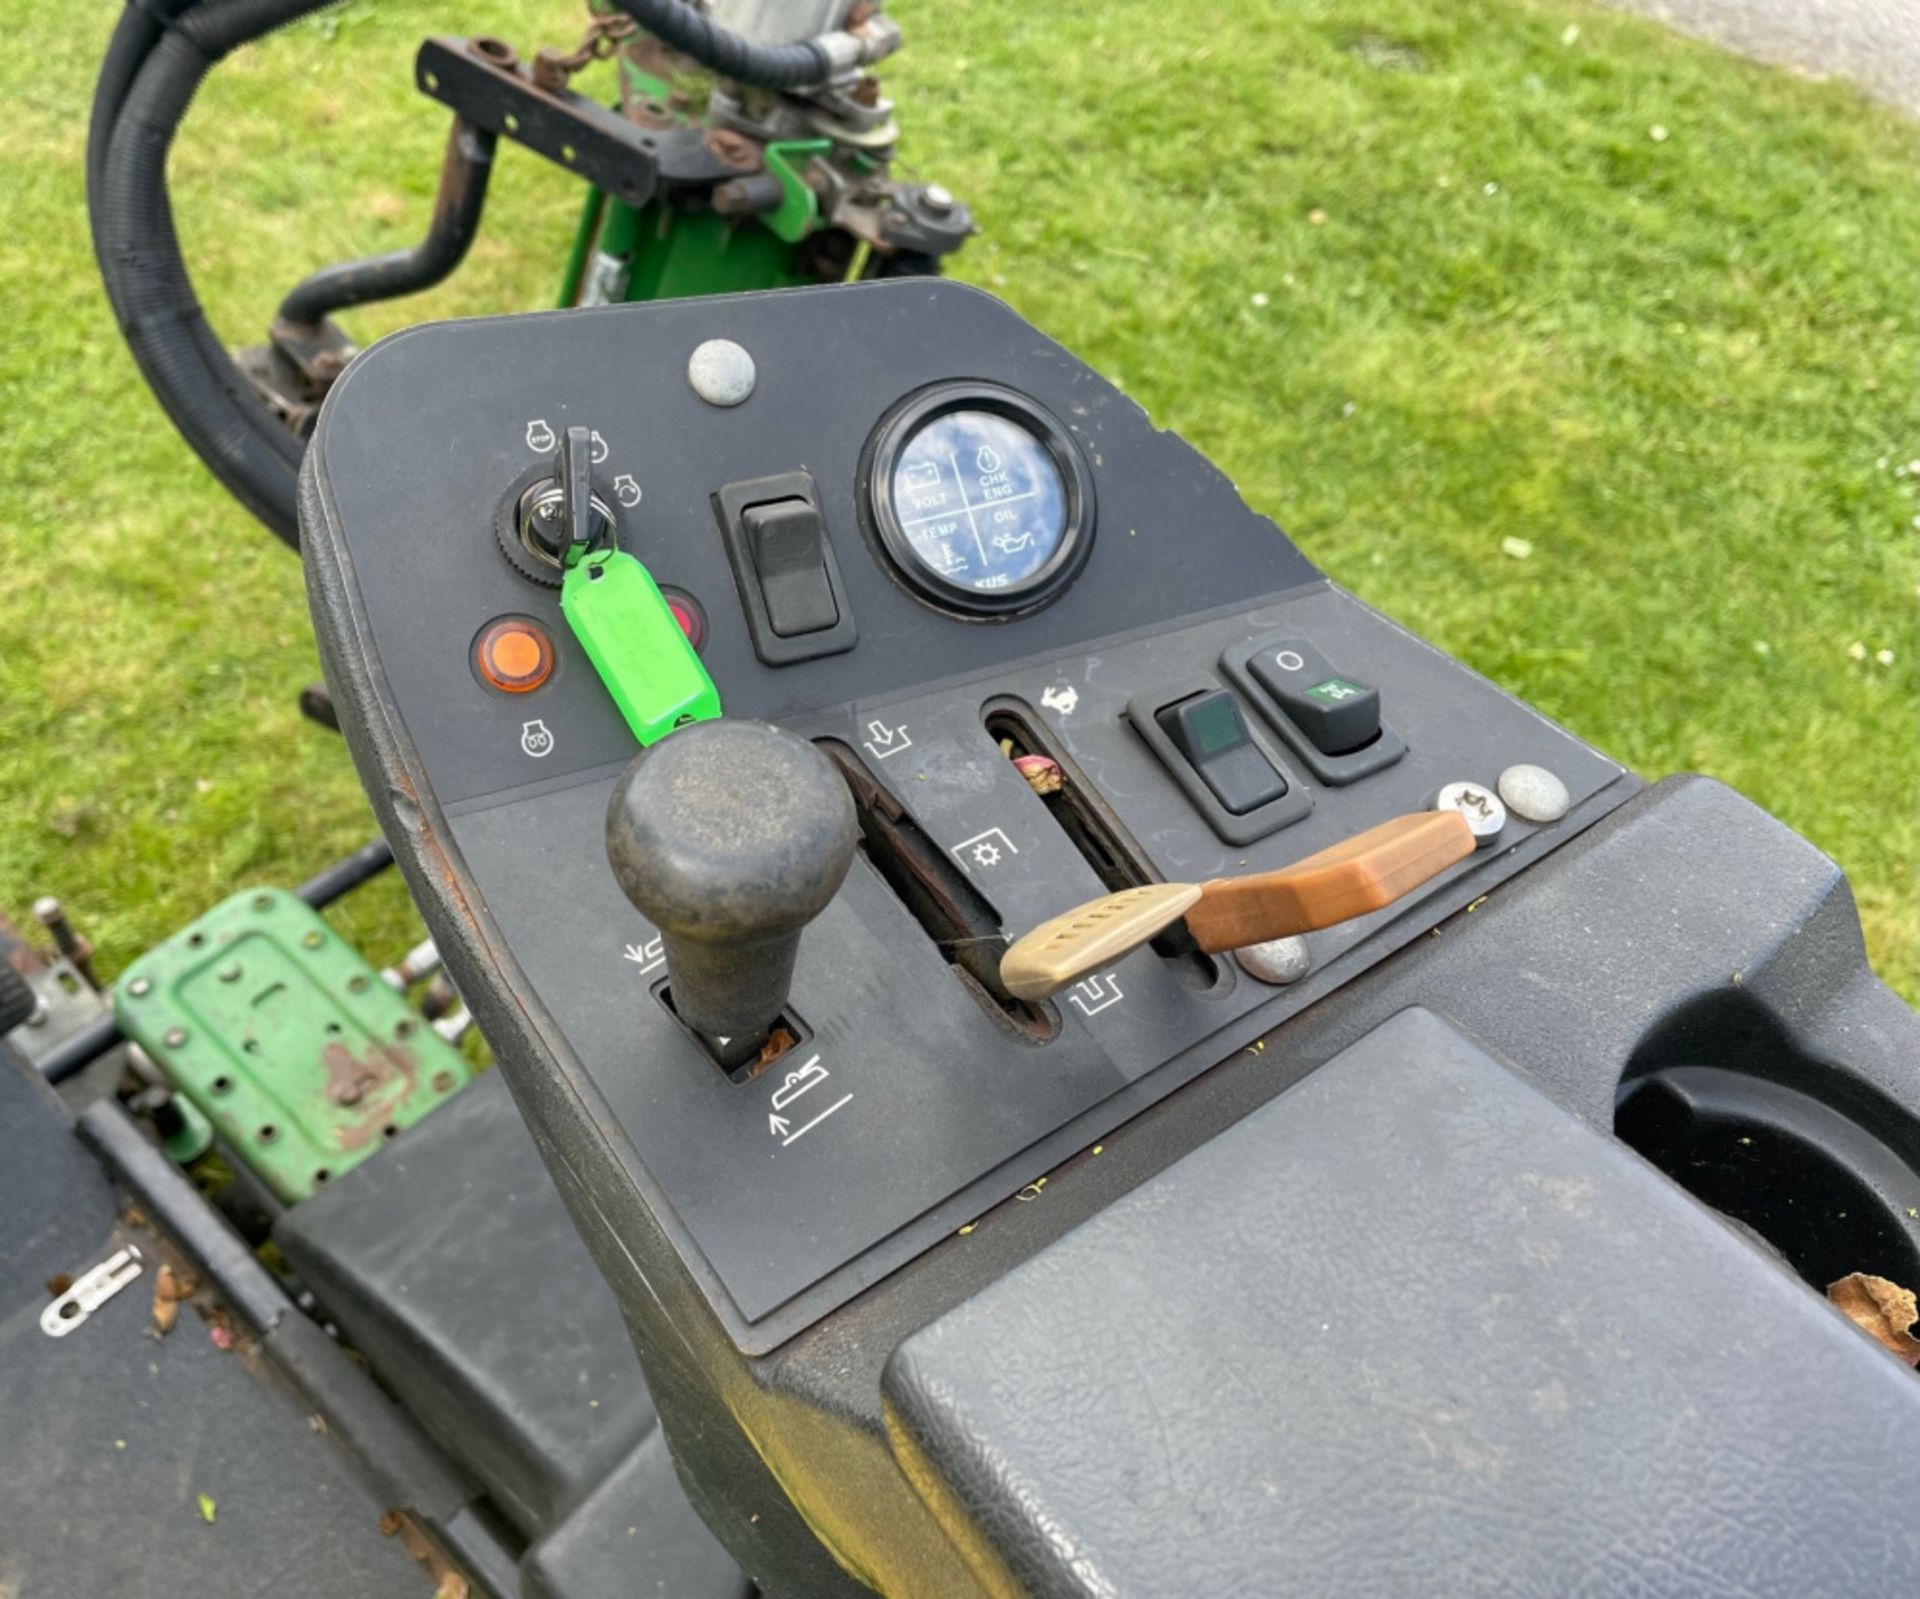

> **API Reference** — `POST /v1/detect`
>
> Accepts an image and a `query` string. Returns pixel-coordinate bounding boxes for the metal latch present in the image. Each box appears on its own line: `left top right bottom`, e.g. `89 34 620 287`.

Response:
41 1245 144 1337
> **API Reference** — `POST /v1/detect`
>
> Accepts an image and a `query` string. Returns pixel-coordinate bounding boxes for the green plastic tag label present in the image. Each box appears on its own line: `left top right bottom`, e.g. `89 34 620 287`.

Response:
561 551 721 745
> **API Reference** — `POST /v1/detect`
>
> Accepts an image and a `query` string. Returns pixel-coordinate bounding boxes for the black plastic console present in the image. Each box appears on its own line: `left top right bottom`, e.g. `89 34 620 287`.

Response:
301 282 1920 1596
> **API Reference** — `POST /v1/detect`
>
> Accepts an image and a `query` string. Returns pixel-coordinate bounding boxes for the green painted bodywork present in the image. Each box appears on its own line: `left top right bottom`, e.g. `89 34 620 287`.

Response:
113 889 474 1203
561 190 811 305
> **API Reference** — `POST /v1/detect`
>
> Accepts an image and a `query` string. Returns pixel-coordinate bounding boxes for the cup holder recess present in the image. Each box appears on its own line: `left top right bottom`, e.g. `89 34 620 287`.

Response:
1616 991 1920 1292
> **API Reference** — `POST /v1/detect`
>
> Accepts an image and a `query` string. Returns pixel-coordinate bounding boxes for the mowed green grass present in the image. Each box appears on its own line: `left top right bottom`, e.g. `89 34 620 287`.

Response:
0 0 1914 996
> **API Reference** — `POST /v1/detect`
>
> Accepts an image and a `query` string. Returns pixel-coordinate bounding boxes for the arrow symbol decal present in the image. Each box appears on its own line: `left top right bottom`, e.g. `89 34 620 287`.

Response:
768 1114 791 1138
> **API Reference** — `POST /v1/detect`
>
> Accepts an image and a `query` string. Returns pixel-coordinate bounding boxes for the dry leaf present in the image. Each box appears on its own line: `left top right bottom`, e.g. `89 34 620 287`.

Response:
1827 1272 1920 1363
196 1492 217 1523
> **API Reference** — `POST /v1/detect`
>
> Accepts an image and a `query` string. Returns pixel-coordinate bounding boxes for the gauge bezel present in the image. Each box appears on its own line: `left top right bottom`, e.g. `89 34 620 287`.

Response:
861 381 1096 618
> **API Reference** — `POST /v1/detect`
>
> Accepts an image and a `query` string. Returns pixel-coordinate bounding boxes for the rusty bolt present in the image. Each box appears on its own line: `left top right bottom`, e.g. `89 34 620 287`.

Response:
704 128 760 170
470 36 519 69
34 897 98 988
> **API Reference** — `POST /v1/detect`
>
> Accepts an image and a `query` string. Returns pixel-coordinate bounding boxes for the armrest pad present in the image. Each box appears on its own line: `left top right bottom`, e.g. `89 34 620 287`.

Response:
885 1008 1920 1598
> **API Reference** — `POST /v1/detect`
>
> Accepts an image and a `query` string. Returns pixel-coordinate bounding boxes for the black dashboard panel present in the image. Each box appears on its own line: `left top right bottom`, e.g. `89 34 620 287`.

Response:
303 280 1632 1351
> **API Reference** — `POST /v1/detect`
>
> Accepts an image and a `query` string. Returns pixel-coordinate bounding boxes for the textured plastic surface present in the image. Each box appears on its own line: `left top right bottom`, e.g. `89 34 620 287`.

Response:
301 282 1630 1348
0 1053 430 1597
113 889 473 1202
885 1007 1920 1598
276 1070 662 1539
303 288 1920 1599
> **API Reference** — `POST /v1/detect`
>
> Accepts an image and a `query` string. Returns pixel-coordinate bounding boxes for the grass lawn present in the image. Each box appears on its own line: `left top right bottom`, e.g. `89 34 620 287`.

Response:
0 0 1914 999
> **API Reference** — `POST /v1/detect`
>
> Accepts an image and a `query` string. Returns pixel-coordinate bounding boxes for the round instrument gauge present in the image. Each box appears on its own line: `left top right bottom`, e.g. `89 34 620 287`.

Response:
865 383 1095 615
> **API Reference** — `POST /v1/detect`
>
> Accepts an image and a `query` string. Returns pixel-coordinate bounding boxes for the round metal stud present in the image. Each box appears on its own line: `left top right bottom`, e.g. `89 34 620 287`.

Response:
687 339 756 407
163 1027 188 1049
1497 763 1571 823
217 963 242 983
1433 780 1507 847
1236 936 1312 986
128 978 151 998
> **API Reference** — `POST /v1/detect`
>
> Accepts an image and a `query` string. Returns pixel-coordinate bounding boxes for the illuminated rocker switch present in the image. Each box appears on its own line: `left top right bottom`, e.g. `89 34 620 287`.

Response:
1248 640 1381 756
743 498 839 637
1155 690 1288 815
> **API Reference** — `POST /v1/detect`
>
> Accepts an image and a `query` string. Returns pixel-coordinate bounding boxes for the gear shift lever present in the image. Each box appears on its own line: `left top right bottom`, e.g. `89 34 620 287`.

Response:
606 720 857 1069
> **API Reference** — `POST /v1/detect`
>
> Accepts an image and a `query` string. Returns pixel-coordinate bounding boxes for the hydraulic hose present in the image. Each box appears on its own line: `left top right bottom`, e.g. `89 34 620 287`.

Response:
276 120 498 331
88 0 835 548
602 0 832 89
93 0 337 546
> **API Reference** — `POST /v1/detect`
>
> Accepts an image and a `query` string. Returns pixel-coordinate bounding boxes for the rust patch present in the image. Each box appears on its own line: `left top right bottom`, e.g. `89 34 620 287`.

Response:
325 1040 421 1150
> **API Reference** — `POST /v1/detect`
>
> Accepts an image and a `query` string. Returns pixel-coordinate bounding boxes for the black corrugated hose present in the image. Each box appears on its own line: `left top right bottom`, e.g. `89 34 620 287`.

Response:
603 0 830 89
87 0 832 549
91 0 333 546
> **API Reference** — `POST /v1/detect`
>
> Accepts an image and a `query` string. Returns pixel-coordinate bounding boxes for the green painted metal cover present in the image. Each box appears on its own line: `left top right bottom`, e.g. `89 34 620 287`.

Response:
114 889 474 1203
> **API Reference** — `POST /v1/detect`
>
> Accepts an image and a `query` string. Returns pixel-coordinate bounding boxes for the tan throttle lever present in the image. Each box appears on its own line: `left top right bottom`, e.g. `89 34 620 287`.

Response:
1000 810 1475 1002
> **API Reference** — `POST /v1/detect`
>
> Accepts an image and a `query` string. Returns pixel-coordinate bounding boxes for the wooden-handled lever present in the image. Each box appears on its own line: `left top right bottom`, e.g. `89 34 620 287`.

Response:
1000 810 1475 1002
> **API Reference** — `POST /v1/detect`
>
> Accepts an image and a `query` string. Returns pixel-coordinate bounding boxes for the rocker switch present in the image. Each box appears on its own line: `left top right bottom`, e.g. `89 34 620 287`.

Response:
743 498 839 637
1156 690 1288 815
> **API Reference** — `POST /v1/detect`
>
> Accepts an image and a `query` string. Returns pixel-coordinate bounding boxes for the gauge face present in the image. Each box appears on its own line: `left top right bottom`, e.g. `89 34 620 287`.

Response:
867 385 1094 615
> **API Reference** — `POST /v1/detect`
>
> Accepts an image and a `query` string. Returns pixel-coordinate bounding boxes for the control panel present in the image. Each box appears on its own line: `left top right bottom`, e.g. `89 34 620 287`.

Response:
303 281 1630 1351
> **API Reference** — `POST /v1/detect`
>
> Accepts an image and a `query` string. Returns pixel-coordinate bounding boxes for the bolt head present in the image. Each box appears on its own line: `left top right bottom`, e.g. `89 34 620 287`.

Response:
217 963 242 983
128 978 152 998
1237 936 1312 986
163 1027 189 1048
1497 763 1571 823
686 339 756 408
1433 780 1507 846
923 183 955 214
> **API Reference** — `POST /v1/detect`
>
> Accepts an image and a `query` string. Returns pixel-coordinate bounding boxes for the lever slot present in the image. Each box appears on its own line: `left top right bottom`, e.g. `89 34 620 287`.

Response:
985 703 1223 994
818 741 1058 1043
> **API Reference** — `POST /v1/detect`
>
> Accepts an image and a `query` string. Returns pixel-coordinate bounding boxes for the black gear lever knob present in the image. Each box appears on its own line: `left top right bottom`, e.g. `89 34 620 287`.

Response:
606 720 857 1066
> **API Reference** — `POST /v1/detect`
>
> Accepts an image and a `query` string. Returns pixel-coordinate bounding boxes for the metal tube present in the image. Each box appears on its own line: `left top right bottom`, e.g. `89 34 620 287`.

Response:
276 119 498 330
39 839 395 1083
295 837 395 908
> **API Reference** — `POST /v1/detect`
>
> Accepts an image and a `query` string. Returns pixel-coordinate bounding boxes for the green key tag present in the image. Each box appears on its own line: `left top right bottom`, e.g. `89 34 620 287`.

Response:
561 550 721 745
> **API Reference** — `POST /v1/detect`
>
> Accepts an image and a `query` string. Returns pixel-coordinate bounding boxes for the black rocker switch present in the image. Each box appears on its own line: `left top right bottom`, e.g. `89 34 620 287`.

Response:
743 498 839 637
606 719 857 1072
1156 690 1288 815
1247 639 1382 756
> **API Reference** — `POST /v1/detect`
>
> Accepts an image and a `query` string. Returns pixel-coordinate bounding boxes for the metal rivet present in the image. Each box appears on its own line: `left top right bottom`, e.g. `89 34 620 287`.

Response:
252 893 274 912
128 978 151 998
1432 780 1506 847
1236 936 1312 986
217 963 243 983
302 931 324 950
163 1027 189 1048
1497 763 1571 823
347 974 369 994
687 339 756 407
